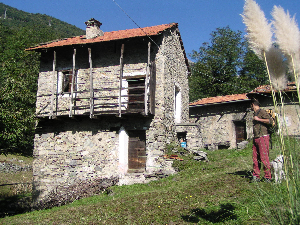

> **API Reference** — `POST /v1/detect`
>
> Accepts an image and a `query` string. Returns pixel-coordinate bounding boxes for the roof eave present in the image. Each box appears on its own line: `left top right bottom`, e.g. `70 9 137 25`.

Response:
26 23 178 51
189 99 251 107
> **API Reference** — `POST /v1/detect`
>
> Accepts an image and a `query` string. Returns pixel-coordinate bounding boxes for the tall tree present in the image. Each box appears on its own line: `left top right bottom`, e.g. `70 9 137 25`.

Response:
0 25 40 155
189 26 268 102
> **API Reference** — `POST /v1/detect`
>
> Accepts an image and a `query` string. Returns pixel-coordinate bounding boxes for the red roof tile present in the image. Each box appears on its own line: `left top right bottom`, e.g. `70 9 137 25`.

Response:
249 82 296 94
189 93 249 106
26 23 178 51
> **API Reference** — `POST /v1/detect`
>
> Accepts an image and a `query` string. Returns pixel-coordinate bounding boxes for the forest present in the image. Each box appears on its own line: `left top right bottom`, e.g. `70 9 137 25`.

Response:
0 3 84 155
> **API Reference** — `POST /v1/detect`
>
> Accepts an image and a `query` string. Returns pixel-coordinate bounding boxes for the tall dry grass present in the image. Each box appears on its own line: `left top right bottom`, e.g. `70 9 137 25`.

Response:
242 0 300 223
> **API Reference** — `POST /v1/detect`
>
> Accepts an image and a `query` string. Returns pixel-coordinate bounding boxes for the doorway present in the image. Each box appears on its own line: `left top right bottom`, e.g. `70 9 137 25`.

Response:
234 121 246 144
127 130 146 173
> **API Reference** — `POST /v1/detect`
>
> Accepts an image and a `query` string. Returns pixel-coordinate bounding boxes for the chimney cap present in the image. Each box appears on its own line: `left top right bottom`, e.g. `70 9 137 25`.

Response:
85 18 102 27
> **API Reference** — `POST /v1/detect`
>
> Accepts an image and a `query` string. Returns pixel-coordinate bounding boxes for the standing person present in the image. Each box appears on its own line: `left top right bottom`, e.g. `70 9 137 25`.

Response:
250 99 272 182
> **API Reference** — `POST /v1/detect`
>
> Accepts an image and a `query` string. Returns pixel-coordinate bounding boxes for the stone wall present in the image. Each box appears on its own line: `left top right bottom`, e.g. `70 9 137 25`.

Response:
190 101 251 150
175 123 203 150
33 118 118 201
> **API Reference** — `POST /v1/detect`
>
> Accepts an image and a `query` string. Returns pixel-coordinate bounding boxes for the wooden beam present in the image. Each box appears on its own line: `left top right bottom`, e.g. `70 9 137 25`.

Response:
149 61 156 115
50 50 56 119
119 44 124 117
69 48 76 117
88 48 94 118
145 41 151 116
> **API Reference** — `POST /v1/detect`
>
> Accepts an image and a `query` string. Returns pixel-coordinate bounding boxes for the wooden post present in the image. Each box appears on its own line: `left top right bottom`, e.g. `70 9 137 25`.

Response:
69 48 76 117
89 48 94 118
149 61 156 115
50 50 56 119
145 42 151 116
119 44 124 117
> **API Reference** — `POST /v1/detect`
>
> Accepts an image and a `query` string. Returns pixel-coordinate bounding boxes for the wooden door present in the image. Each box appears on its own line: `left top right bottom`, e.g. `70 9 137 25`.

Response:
235 121 246 143
128 130 146 172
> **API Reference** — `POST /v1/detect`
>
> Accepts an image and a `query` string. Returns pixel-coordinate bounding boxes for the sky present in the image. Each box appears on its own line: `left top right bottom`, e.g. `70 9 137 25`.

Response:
1 0 300 61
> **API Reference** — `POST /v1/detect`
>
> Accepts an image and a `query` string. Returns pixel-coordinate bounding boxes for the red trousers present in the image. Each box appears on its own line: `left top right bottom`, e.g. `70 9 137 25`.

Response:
252 135 271 179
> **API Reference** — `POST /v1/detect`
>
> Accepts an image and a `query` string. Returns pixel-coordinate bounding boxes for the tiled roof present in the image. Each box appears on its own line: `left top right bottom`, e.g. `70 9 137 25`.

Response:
249 82 296 94
26 23 178 51
189 93 249 106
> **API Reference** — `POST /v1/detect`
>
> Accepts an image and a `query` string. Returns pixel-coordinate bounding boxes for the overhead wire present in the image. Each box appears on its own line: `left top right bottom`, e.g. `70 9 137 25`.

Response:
111 0 159 49
111 0 273 100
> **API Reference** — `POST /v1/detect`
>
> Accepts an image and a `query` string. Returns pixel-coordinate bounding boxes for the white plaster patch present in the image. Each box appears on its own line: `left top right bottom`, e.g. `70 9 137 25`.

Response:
81 151 89 156
118 127 128 175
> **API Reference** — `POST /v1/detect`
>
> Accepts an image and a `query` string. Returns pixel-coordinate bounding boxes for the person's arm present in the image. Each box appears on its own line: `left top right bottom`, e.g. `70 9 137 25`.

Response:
254 109 271 124
253 116 270 124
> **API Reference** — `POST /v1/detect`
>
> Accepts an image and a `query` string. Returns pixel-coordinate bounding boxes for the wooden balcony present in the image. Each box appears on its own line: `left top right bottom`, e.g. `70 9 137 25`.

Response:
36 44 156 119
36 75 155 119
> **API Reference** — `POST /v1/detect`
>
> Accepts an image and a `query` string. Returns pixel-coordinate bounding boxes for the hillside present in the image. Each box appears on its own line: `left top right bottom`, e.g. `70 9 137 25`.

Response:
0 137 296 224
0 3 84 155
0 3 84 43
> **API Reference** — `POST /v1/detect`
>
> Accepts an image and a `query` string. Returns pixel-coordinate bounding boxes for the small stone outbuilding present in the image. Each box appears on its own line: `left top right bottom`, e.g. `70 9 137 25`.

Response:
189 93 251 150
189 83 300 150
28 19 198 204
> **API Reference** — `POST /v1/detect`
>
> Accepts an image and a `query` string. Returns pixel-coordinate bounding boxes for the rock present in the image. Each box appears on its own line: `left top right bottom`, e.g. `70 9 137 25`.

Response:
237 141 248 150
192 150 209 161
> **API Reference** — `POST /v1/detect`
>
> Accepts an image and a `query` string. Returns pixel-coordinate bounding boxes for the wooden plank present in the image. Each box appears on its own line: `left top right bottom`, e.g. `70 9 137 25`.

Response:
88 48 94 118
145 41 151 115
69 48 76 117
50 50 56 119
123 75 146 79
119 44 124 117
149 61 156 114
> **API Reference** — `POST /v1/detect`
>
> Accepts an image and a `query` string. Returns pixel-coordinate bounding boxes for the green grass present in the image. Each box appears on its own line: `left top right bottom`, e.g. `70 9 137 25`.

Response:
0 136 298 224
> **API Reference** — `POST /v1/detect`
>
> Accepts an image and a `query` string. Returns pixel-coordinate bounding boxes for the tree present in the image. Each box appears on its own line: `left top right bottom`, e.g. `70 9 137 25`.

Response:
0 26 40 155
189 26 268 102
0 6 84 155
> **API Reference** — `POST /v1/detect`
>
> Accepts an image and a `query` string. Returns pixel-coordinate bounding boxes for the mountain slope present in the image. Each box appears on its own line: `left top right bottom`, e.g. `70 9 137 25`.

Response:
0 3 84 44
0 3 84 155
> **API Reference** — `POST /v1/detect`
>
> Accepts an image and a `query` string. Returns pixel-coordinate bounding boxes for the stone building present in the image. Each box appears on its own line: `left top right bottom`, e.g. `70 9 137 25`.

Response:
189 94 251 150
189 83 300 150
27 19 196 203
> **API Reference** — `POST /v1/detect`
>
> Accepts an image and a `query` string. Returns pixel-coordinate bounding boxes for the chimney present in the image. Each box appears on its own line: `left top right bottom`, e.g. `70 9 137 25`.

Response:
85 18 104 39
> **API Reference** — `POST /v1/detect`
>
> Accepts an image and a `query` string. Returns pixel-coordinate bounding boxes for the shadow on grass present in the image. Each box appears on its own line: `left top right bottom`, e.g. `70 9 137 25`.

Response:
0 194 32 218
227 170 252 180
0 183 32 218
181 203 237 223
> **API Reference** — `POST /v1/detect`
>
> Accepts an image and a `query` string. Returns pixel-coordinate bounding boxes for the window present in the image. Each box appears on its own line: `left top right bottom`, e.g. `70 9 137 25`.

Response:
122 75 145 111
174 85 181 123
57 70 76 94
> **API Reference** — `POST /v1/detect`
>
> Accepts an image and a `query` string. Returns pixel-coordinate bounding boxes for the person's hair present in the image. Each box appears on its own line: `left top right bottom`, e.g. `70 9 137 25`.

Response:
251 98 260 106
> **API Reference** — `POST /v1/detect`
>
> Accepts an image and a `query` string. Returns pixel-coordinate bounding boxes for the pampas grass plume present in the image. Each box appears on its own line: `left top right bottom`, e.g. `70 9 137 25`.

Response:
242 0 273 57
272 6 300 57
266 46 287 91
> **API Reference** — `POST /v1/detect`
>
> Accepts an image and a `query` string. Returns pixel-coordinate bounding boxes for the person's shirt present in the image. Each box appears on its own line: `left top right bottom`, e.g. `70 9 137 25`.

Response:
253 108 271 138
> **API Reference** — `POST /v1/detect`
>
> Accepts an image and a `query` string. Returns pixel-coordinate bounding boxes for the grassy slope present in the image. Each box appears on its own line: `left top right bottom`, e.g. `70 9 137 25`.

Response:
0 137 293 224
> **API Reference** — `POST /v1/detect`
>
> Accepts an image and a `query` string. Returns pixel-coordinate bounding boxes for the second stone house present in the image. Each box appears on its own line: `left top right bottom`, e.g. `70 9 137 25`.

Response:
189 82 300 150
27 19 197 203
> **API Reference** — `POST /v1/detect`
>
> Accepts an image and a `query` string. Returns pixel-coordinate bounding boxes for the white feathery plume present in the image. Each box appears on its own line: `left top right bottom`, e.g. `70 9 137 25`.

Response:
241 0 273 58
272 6 300 57
265 46 287 91
272 6 300 93
290 53 300 81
